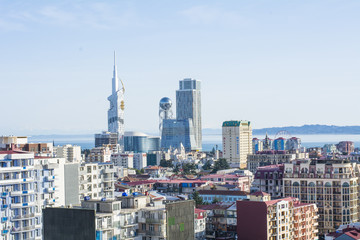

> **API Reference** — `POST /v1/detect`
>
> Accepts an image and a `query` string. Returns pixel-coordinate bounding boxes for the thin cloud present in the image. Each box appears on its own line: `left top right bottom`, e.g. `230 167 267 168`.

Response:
179 5 247 26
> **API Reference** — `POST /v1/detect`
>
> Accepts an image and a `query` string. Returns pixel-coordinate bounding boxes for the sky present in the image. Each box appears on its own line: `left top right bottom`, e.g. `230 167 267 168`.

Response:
1 0 360 135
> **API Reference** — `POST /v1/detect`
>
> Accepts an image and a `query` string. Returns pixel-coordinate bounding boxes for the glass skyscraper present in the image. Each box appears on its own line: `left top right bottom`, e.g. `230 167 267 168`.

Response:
176 78 202 151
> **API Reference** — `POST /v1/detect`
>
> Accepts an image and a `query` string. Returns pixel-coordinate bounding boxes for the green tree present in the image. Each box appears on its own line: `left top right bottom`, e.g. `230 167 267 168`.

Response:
211 158 230 173
173 164 180 174
202 161 212 170
160 159 173 168
183 163 197 175
192 191 204 207
212 197 220 204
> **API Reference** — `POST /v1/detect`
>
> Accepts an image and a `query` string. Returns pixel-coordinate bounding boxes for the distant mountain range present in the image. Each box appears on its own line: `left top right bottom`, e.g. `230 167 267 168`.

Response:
203 125 360 135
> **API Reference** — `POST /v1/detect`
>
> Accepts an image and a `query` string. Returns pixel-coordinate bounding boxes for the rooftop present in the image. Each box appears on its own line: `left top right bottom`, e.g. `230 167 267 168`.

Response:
198 190 248 196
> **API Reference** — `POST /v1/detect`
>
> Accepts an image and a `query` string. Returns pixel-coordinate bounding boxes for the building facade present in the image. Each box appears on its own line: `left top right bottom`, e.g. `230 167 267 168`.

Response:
176 78 202 151
107 52 125 150
124 131 160 153
253 164 284 198
283 159 359 235
222 120 252 169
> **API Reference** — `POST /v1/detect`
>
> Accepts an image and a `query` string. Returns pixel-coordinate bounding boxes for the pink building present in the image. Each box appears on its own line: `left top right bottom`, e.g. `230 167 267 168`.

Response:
337 141 355 154
200 174 250 191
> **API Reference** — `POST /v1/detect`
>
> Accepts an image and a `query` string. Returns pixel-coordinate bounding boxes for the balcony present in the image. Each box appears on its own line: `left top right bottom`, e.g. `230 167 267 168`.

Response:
44 187 55 193
146 218 165 224
45 176 55 182
104 168 116 174
139 230 165 237
103 177 113 182
46 199 55 205
11 225 35 233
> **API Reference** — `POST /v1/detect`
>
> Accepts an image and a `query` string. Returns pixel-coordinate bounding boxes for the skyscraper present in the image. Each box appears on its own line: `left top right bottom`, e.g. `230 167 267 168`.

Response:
176 78 202 151
107 52 125 151
222 120 252 169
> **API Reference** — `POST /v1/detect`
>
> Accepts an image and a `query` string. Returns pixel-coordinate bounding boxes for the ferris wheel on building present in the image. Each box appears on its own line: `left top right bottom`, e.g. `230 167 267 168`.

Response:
274 130 291 139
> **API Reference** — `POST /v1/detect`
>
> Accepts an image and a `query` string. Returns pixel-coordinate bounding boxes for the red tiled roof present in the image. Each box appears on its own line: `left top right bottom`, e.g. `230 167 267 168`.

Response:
249 191 270 197
197 203 234 210
156 179 208 184
264 197 296 207
198 190 248 196
121 180 156 186
0 150 29 154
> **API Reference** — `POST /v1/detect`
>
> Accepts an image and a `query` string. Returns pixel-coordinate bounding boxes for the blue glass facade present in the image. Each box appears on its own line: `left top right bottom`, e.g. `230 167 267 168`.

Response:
124 135 160 153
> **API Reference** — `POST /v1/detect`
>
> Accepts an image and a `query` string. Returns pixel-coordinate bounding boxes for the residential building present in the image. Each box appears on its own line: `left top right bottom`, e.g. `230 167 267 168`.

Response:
273 137 286 151
253 164 284 198
53 144 82 162
194 209 206 240
198 202 235 239
124 131 160 153
87 146 112 163
154 180 208 196
112 152 134 169
252 137 263 153
247 150 296 174
95 131 118 147
133 153 147 170
0 150 39 240
138 200 195 240
325 223 360 240
0 136 28 150
222 120 252 169
79 162 116 200
337 141 355 154
200 174 250 191
283 159 358 235
198 190 247 204
286 137 301 150
237 193 318 240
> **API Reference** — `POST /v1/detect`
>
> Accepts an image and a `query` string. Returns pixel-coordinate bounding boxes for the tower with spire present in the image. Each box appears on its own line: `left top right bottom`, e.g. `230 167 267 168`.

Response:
107 51 125 151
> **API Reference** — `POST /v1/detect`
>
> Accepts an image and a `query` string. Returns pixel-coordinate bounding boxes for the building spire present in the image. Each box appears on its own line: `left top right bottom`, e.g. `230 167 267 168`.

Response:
112 51 119 93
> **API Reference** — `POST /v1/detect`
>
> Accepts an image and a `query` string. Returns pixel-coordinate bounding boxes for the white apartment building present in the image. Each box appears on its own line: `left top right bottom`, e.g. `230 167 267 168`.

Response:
79 162 116 201
54 144 82 162
222 120 252 169
0 150 39 240
133 153 147 170
111 153 134 169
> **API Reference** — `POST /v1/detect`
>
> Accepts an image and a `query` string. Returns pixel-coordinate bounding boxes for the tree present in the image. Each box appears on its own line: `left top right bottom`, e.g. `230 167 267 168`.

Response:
212 197 220 204
173 164 180 174
211 158 230 173
202 161 212 170
192 191 204 207
183 163 197 175
160 159 173 168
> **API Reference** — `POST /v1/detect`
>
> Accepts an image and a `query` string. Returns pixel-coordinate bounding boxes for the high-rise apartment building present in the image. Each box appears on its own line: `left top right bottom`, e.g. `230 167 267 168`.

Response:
222 120 252 169
0 150 39 240
107 52 125 151
283 159 359 235
95 131 118 147
176 78 202 151
237 192 318 240
79 162 116 200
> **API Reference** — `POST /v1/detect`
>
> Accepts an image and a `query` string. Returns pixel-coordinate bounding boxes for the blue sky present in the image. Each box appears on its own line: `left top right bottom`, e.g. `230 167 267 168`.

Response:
1 0 360 135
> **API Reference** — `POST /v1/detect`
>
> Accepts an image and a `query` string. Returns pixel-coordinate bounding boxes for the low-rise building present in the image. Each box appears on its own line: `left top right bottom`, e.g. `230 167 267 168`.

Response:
198 190 248 204
195 208 207 240
154 180 208 196
200 174 250 192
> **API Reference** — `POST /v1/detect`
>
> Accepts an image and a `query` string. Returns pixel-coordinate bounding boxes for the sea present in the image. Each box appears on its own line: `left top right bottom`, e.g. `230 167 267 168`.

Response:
27 134 360 151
